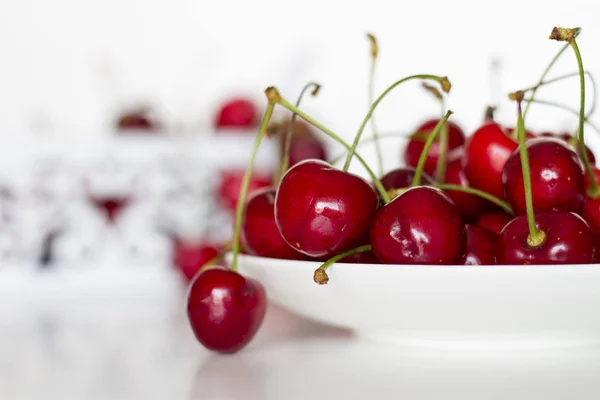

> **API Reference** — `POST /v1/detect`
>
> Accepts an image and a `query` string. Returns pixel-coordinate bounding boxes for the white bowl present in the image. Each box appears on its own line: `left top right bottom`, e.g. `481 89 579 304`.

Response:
231 253 600 349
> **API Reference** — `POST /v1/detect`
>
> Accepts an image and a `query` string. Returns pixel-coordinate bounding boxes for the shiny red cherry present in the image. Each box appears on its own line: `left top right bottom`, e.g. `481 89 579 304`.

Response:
463 121 517 199
214 98 259 129
497 211 595 264
502 138 584 215
275 159 379 259
241 187 306 260
441 151 492 221
216 169 272 213
462 224 497 265
172 238 221 282
186 266 267 353
476 210 513 235
403 119 466 176
370 186 466 264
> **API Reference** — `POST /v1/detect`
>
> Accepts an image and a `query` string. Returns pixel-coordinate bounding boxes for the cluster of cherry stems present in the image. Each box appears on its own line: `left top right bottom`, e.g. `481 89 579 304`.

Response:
186 26 600 354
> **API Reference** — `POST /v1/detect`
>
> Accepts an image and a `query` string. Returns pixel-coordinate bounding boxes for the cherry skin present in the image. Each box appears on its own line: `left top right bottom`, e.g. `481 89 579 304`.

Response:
584 167 600 190
502 137 584 215
186 266 267 353
275 118 328 168
380 167 434 191
476 210 513 235
172 237 221 282
441 151 492 221
582 195 600 233
274 159 379 259
216 169 272 214
241 187 306 260
497 211 595 264
403 118 466 176
462 224 497 265
463 121 517 200
370 186 466 264
214 98 258 129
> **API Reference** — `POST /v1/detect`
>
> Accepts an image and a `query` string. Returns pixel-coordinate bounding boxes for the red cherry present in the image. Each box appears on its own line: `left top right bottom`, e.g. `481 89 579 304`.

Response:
172 238 220 282
216 169 272 213
380 167 434 191
463 121 518 199
502 138 584 215
241 187 306 260
476 210 513 235
441 151 493 221
497 212 595 264
584 167 600 190
462 224 497 265
186 266 267 353
403 119 466 176
370 186 466 264
582 195 600 232
274 159 379 259
214 98 259 129
276 119 328 167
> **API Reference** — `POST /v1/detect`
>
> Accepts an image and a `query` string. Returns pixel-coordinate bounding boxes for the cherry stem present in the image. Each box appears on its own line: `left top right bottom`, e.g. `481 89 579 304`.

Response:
435 98 448 184
268 88 391 203
434 184 514 214
279 82 321 185
411 111 453 187
568 38 600 197
521 97 600 134
342 74 451 171
313 244 372 285
230 102 275 272
515 96 546 247
366 33 384 177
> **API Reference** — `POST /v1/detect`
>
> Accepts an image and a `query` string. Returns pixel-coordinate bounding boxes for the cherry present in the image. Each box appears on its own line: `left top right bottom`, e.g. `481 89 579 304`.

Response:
584 167 600 191
214 98 259 129
497 211 594 264
116 106 160 132
186 266 267 353
241 187 306 260
463 121 518 200
370 186 466 264
380 167 434 192
216 169 272 213
502 137 584 215
462 224 497 265
172 238 221 282
275 159 379 258
476 210 513 235
274 118 328 168
440 151 493 221
403 119 466 176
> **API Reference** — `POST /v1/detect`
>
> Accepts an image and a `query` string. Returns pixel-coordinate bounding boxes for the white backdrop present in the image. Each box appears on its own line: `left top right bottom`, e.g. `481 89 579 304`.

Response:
2 0 600 167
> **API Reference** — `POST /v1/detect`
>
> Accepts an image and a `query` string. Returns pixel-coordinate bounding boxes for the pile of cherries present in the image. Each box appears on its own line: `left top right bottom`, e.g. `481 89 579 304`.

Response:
186 26 600 355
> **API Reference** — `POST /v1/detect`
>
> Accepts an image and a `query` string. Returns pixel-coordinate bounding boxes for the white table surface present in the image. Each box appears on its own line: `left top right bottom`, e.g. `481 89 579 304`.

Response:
4 283 600 400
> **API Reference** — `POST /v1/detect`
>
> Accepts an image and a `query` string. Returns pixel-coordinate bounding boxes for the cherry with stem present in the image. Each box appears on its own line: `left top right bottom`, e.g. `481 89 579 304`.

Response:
366 33 385 177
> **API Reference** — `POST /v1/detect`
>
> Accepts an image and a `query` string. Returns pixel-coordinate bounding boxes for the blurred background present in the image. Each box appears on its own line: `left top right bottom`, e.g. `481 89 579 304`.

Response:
2 0 600 398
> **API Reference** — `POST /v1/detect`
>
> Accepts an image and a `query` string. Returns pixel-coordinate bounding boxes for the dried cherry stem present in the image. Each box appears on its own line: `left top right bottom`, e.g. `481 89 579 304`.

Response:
523 27 580 120
313 244 372 285
342 74 451 171
279 82 321 185
434 184 514 214
514 93 546 247
411 110 453 187
266 87 391 203
366 33 384 176
230 101 275 272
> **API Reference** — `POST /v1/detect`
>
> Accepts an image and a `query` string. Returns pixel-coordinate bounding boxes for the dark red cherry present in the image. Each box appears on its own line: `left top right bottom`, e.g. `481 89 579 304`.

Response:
214 98 258 129
380 167 434 191
403 119 466 176
274 159 379 259
186 266 267 353
275 118 328 167
172 238 220 282
370 186 466 264
502 138 584 215
241 187 306 260
463 121 518 200
497 212 594 264
476 210 513 235
441 151 492 221
582 195 600 233
462 224 497 265
216 169 272 213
